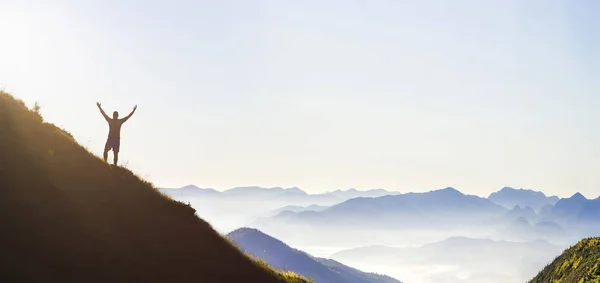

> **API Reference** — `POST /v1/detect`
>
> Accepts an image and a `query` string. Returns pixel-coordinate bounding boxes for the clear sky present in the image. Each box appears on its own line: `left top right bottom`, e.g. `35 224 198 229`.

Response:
1 0 599 198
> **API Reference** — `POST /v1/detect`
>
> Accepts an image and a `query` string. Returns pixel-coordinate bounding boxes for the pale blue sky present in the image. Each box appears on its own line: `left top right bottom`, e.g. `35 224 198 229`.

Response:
1 0 599 198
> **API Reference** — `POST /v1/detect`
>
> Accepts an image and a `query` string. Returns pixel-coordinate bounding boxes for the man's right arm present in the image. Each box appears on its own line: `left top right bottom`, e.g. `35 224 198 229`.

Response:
96 102 110 121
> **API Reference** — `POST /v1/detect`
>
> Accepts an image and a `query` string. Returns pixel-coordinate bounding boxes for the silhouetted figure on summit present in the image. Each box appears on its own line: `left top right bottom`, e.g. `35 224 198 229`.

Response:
96 102 137 165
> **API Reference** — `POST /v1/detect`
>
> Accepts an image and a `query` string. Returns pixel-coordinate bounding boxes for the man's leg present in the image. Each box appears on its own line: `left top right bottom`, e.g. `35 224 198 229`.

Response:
113 138 120 165
103 139 110 162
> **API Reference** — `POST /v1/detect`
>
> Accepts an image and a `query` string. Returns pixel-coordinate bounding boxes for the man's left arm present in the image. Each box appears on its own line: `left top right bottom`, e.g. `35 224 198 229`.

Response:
121 105 137 123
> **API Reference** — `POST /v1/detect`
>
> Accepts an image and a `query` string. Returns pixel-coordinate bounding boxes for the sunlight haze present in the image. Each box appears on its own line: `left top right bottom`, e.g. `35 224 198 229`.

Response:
1 0 599 198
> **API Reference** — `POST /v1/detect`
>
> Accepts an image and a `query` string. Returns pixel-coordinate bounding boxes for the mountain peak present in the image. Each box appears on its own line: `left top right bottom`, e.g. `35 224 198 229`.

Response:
494 187 546 196
227 227 263 237
570 192 586 200
285 187 307 194
435 187 463 195
488 186 559 211
181 184 202 190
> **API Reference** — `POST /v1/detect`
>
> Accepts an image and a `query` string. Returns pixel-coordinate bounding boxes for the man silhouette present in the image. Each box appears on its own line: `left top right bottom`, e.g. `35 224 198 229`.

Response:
96 102 137 165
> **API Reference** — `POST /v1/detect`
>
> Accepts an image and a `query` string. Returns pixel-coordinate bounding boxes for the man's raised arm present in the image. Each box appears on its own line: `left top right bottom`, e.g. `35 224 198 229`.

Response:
121 105 137 123
96 102 110 121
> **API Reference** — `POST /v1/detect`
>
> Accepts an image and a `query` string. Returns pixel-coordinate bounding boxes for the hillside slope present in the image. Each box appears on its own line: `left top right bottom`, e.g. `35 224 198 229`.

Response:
227 228 402 283
528 237 600 283
0 91 310 283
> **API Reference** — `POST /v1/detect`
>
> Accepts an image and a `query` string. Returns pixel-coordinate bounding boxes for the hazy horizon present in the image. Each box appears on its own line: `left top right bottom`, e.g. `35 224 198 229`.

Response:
1 0 599 198
163 183 591 200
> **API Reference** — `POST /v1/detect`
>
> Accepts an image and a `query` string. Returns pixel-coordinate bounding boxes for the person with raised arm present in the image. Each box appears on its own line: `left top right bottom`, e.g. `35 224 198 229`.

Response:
96 102 137 166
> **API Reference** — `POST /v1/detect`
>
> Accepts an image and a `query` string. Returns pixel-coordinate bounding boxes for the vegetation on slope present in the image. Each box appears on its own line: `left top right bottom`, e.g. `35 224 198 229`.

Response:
528 237 600 283
251 254 315 283
227 227 401 283
0 91 310 283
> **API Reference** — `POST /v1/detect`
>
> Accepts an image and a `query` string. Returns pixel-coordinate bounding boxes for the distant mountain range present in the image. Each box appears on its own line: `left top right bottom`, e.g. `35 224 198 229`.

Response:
538 193 600 225
503 205 538 223
227 228 402 283
487 187 559 211
493 216 567 243
488 188 600 228
159 185 221 198
253 187 509 229
266 204 329 217
160 185 400 204
320 188 402 199
161 185 595 216
161 185 600 241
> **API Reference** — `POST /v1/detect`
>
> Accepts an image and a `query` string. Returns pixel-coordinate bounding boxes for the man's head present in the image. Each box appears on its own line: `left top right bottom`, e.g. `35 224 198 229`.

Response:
113 111 119 119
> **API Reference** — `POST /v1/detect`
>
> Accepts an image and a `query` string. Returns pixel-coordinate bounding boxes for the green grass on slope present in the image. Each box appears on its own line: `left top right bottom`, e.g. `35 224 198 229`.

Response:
252 255 315 283
528 237 600 283
0 91 310 283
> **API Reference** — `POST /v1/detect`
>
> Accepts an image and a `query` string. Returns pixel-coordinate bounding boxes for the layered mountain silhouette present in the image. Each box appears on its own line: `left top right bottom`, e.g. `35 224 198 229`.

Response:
227 228 402 283
528 237 600 283
0 91 310 282
544 193 589 219
537 193 600 226
160 185 400 205
503 205 538 223
160 185 318 202
320 188 401 199
494 216 566 243
576 198 600 224
255 187 508 229
487 187 559 211
159 185 401 233
267 204 329 217
160 184 221 198
486 192 600 243
224 186 309 197
159 185 343 233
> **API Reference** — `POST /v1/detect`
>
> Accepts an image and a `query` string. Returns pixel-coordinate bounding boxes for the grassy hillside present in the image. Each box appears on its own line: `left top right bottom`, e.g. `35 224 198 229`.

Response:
528 237 600 283
0 91 311 283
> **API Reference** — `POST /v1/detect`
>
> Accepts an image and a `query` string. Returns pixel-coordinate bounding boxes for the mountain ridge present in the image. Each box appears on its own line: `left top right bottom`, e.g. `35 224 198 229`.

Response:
163 184 590 199
160 185 403 198
227 227 402 283
0 91 311 283
487 187 560 211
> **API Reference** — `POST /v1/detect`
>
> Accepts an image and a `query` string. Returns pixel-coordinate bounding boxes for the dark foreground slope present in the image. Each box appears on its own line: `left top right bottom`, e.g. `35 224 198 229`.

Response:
0 91 309 283
528 237 600 283
228 228 402 283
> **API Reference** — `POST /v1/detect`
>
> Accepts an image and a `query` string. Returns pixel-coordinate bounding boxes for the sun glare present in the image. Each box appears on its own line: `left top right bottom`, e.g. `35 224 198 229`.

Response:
0 14 30 73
